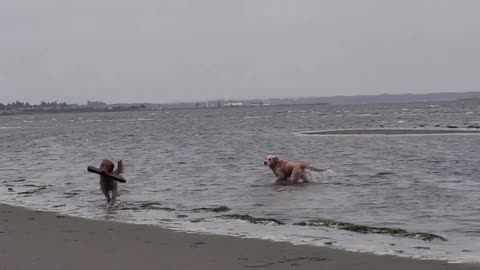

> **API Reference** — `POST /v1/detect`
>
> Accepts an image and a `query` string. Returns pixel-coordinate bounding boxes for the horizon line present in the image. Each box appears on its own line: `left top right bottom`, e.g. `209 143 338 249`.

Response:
2 90 480 105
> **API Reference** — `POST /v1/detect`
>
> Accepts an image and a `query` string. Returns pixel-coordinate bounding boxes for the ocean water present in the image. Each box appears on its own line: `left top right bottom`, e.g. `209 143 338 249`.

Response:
1 100 480 263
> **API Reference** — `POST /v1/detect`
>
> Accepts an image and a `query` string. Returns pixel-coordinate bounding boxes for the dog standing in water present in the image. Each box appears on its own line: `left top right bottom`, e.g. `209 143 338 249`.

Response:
99 159 123 204
264 155 326 185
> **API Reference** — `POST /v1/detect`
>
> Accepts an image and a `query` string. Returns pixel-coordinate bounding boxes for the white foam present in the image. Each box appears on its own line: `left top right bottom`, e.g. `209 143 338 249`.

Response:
136 118 154 121
320 170 336 178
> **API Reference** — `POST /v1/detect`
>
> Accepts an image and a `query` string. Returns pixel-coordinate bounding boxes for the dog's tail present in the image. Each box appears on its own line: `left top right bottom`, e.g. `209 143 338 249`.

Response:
305 165 327 172
115 160 124 175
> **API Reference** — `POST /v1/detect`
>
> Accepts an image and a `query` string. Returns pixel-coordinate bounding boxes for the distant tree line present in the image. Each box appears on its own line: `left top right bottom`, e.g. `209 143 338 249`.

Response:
0 100 150 115
0 101 69 110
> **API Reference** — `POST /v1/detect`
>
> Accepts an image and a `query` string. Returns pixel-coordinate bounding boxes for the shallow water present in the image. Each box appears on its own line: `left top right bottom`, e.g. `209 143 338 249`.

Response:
1 100 480 262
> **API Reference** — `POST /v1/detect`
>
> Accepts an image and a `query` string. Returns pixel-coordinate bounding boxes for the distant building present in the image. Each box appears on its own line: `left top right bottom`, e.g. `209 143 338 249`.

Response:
224 102 243 107
87 100 107 108
248 101 264 106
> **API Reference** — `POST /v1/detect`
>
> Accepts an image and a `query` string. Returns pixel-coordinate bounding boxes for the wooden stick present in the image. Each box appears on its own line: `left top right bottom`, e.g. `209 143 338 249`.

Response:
87 166 127 183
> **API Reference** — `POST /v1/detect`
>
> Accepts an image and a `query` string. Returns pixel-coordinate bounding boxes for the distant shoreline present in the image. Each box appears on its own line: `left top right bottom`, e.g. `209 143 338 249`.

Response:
0 103 333 116
2 90 480 116
0 107 153 116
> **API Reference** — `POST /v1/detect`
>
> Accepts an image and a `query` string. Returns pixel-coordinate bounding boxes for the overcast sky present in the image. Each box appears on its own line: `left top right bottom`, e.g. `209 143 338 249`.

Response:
1 0 479 104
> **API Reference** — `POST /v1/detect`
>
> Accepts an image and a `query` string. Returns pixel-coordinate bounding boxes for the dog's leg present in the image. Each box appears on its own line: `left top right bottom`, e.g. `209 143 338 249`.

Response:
102 188 111 204
100 179 111 203
111 182 118 203
300 170 310 183
112 161 123 202
291 168 302 184
113 182 119 197
274 174 288 184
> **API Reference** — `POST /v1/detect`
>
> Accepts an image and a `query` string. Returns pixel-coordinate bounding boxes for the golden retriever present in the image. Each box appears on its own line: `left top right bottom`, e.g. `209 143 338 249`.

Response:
99 159 123 204
264 155 326 184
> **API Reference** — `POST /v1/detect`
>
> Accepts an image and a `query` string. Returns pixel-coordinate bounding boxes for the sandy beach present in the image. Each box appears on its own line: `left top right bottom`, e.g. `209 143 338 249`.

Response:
0 204 477 270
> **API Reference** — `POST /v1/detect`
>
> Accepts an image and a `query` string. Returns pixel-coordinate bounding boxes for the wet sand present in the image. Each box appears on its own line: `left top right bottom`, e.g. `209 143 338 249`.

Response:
0 204 477 270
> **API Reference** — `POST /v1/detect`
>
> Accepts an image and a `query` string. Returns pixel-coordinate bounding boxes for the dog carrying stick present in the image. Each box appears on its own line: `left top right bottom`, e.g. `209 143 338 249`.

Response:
87 166 127 183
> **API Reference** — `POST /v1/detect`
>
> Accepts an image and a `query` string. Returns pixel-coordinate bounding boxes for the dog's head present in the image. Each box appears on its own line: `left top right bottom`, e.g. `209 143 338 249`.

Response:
100 159 115 173
264 155 279 168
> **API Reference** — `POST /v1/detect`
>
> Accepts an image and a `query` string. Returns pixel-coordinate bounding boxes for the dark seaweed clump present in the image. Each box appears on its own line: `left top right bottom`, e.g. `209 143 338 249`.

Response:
221 214 284 225
190 218 206 223
293 219 446 242
193 206 231 213
139 202 175 211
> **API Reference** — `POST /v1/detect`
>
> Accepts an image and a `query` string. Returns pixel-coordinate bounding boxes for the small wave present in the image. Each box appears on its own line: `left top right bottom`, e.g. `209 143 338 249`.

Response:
23 184 44 187
297 128 480 136
242 116 272 119
63 192 80 198
347 114 377 117
373 172 395 177
112 201 176 212
249 184 272 187
3 178 26 183
298 115 324 119
17 185 48 195
398 113 425 116
242 256 329 268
